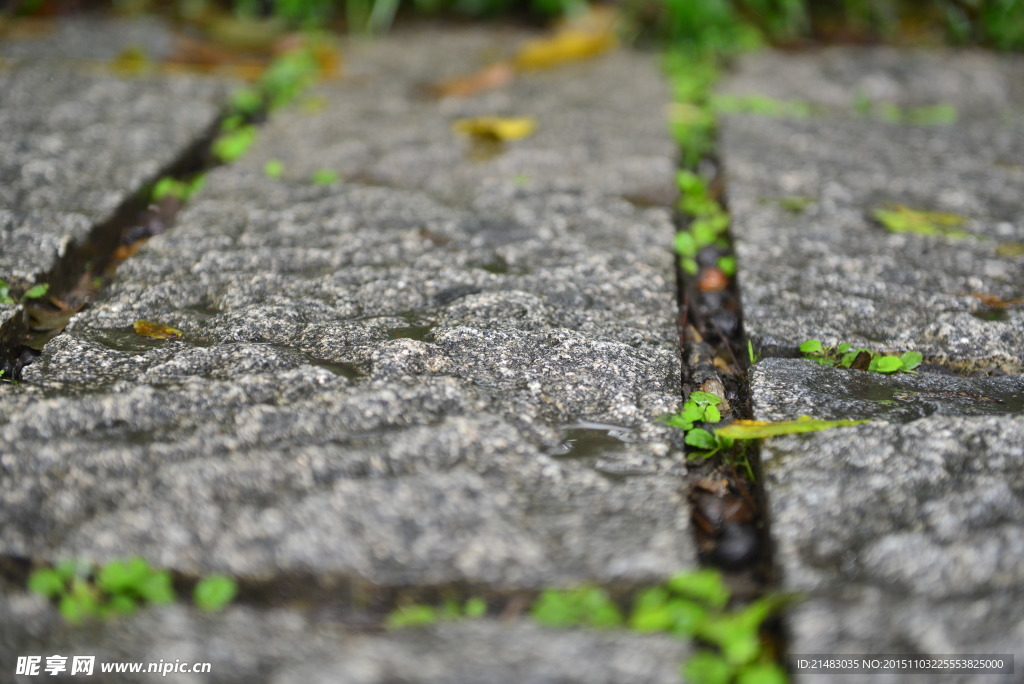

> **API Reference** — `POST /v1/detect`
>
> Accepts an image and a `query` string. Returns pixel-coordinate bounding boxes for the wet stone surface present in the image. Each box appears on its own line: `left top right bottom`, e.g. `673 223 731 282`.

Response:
726 49 1024 681
0 56 229 295
720 50 1024 373
0 24 693 678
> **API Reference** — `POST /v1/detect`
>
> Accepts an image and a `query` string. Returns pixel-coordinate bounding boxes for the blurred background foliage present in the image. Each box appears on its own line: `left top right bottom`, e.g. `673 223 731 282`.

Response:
2 0 1022 50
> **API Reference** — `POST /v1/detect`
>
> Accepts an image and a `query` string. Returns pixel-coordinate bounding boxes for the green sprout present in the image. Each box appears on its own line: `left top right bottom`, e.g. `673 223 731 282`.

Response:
28 557 173 624
311 169 340 185
28 557 237 623
264 159 284 178
747 339 761 365
538 571 790 684
151 174 205 202
532 585 623 629
1 280 50 305
674 171 731 275
194 575 238 612
799 339 923 373
212 124 258 162
386 597 488 629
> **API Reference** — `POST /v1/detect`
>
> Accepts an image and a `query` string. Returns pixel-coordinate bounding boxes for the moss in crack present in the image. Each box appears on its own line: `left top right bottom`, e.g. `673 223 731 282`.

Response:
387 571 790 684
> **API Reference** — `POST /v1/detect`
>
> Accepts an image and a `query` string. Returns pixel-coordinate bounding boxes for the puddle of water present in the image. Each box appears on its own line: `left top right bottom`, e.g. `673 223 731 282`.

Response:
313 359 360 379
91 326 181 354
552 420 638 458
388 325 434 342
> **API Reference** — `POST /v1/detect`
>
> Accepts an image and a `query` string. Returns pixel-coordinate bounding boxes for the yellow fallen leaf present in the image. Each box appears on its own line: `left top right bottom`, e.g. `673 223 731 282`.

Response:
133 320 183 339
716 416 869 440
452 116 536 142
514 30 616 71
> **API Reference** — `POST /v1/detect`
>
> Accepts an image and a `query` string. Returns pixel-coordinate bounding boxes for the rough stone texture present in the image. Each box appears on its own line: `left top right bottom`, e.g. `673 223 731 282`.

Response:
0 14 176 63
244 27 678 208
750 358 1024 422
754 384 1024 683
724 50 1024 681
720 50 1024 372
0 59 228 294
0 24 691 679
1 591 689 683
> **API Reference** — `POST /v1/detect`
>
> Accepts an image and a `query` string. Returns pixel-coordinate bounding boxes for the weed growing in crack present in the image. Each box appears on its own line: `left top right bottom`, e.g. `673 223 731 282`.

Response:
28 557 236 623
747 340 761 365
799 339 923 373
0 280 49 305
151 174 206 203
387 571 789 684
658 391 755 479
674 171 730 276
385 597 487 629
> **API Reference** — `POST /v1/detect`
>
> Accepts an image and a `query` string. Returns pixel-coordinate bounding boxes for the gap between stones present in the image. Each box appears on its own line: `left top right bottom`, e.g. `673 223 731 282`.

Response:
0 117 223 381
675 155 789 656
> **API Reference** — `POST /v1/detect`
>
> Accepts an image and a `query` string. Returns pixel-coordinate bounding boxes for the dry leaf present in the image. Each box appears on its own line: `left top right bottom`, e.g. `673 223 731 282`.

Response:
133 320 183 339
970 292 1024 308
453 116 536 142
429 61 514 98
716 417 869 440
514 30 616 71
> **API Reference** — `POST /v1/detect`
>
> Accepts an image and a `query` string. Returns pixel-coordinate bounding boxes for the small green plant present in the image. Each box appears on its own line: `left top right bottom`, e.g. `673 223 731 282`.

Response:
1 280 50 305
531 585 624 629
659 390 750 474
0 369 15 385
28 557 173 624
28 557 237 623
212 123 258 162
264 159 284 178
799 339 923 373
311 169 340 185
151 174 205 202
386 597 487 629
193 574 239 611
674 171 731 275
537 571 788 684
747 339 760 365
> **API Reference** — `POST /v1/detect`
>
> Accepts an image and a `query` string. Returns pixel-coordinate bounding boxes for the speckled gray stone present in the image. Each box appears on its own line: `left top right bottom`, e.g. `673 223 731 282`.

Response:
0 14 176 63
720 49 1024 372
724 49 1024 681
0 25 691 679
241 26 678 208
1 591 689 684
0 59 229 295
747 359 1024 679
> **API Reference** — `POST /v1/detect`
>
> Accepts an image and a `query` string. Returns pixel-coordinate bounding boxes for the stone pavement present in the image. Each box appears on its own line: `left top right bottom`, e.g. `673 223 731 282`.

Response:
1 18 691 683
720 48 1024 682
1 13 1022 684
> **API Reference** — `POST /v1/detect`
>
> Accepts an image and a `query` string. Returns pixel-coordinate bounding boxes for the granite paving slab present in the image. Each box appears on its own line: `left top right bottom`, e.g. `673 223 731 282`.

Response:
1 590 688 684
720 50 1024 372
722 48 1024 681
0 58 229 296
0 24 693 680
